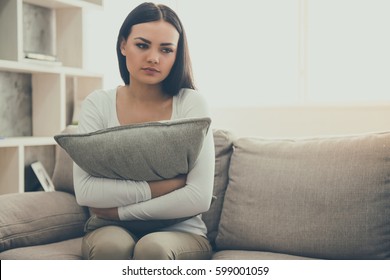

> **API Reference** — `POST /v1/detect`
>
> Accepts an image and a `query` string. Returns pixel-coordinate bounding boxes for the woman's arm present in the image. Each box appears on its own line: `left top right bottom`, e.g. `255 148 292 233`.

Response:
74 165 185 207
74 164 150 208
90 175 187 220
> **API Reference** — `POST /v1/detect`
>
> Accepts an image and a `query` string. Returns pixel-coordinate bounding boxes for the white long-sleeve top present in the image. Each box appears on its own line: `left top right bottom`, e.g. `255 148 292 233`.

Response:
73 88 215 237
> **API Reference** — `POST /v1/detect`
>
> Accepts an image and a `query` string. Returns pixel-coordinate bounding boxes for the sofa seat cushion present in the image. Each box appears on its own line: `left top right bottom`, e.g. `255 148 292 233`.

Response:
0 238 83 260
216 132 390 259
212 250 315 260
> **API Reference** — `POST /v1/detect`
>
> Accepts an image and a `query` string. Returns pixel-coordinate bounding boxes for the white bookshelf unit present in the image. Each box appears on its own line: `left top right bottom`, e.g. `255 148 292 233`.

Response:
0 0 103 194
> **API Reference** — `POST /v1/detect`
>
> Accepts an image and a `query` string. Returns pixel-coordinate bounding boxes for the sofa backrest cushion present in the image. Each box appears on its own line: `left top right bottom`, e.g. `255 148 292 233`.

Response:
202 129 235 247
215 132 390 259
0 191 89 252
52 125 78 194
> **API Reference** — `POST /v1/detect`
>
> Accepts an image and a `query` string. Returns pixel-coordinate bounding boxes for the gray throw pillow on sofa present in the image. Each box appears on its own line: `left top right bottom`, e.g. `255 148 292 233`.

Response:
54 117 211 181
216 132 390 259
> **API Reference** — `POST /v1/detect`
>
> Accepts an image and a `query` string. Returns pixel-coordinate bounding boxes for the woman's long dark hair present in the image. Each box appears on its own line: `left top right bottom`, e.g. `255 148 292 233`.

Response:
116 2 195 96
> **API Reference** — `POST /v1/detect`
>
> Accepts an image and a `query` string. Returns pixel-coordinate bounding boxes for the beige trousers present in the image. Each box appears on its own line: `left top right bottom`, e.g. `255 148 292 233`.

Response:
81 226 212 260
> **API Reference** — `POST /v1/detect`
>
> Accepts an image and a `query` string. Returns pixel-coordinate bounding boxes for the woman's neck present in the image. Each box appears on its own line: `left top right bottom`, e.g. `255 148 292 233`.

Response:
125 82 168 103
116 83 173 125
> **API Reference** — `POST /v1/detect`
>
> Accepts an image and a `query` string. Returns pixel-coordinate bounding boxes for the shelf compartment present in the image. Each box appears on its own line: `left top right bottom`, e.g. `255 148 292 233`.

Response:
23 2 56 61
0 141 56 194
24 144 55 192
0 0 91 68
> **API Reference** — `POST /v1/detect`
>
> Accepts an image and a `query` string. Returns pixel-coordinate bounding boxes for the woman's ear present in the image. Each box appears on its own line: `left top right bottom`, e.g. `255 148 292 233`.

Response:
120 38 127 56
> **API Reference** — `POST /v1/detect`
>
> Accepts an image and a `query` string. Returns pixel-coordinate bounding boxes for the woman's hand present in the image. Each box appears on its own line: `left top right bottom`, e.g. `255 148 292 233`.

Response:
90 207 119 220
148 174 187 198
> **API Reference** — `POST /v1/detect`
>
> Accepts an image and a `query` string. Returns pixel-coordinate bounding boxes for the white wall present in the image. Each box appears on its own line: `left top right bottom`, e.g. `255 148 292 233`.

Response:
83 1 390 138
211 105 390 138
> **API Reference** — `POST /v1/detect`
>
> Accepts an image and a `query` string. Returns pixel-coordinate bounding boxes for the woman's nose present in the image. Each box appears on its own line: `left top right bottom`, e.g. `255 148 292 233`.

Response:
147 51 159 64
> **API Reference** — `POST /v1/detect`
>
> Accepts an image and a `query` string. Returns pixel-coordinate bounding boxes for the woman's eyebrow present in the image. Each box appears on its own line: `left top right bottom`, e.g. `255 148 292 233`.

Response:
134 37 176 46
161 42 176 47
134 37 151 44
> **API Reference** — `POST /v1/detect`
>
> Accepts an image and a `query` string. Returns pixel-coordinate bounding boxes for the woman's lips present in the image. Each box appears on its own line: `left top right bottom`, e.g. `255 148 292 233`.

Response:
142 67 160 75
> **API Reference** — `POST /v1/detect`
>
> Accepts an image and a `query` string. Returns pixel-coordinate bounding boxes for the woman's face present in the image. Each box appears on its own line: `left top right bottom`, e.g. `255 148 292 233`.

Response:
121 20 180 87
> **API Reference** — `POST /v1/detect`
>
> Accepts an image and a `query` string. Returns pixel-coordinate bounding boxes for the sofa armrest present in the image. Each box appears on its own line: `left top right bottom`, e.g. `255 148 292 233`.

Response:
0 191 89 252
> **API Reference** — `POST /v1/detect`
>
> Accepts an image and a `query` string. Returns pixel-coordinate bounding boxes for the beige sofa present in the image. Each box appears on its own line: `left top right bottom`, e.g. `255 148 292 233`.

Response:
1 129 390 260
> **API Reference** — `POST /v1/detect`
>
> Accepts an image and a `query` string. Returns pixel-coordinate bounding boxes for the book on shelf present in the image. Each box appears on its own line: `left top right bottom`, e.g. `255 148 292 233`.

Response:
24 52 62 66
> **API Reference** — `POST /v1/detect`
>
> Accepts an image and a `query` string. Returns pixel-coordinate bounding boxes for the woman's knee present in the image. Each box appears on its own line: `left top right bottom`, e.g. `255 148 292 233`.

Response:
82 226 136 260
133 233 174 260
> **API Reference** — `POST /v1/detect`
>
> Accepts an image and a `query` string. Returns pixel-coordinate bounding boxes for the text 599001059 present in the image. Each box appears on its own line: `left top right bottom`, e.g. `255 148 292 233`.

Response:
215 266 269 276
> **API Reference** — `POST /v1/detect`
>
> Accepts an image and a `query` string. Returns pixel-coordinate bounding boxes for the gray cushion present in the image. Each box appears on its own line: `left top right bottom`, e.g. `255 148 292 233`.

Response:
201 129 235 247
52 125 78 194
54 117 211 181
216 132 390 259
0 192 89 252
0 238 83 260
212 250 315 260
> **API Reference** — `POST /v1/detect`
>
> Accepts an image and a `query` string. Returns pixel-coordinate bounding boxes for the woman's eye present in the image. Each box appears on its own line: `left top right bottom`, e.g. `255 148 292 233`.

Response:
136 43 149 49
162 48 174 54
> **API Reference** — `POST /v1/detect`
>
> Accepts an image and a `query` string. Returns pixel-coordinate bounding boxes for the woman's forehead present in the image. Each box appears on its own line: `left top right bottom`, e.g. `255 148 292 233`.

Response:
130 20 179 44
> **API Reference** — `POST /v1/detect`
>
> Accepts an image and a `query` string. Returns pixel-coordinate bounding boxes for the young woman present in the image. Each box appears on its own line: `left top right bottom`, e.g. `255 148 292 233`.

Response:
73 2 215 260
